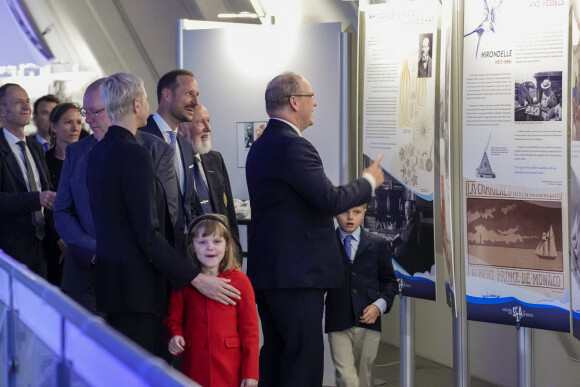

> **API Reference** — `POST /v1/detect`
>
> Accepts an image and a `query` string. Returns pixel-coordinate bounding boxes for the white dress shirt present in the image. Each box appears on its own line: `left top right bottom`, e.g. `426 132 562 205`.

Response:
3 128 41 191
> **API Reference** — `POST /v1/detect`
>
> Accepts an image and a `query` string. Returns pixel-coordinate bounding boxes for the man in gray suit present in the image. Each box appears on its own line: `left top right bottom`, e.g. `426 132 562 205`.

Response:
139 69 201 254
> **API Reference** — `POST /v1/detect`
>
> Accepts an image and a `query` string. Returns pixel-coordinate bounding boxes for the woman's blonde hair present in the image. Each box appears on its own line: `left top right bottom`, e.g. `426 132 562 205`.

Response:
186 214 240 274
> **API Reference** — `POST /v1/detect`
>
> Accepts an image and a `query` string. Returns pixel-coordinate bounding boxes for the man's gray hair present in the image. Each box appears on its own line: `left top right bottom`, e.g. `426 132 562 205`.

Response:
85 78 107 96
100 72 145 122
265 72 302 116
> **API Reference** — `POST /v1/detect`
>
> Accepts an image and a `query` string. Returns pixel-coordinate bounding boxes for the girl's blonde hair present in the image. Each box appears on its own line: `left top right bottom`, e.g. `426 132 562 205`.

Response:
186 214 240 274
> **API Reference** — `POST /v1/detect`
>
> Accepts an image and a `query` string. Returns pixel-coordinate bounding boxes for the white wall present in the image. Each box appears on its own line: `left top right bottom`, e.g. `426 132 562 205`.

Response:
181 22 343 200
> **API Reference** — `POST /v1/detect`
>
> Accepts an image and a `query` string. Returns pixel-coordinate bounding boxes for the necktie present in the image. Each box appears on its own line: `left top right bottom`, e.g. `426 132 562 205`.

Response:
343 234 354 261
193 157 213 214
168 131 182 193
42 142 49 152
17 141 45 240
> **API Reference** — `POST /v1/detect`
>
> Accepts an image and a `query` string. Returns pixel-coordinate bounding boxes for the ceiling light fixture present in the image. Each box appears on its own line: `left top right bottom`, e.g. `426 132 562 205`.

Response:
217 11 259 19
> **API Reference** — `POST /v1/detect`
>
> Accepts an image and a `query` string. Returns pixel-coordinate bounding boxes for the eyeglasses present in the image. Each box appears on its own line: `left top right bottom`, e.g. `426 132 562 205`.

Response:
287 94 315 99
79 107 105 118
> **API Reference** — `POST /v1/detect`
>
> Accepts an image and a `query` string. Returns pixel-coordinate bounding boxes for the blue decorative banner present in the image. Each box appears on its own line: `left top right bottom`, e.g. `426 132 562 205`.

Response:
394 267 436 300
467 295 570 332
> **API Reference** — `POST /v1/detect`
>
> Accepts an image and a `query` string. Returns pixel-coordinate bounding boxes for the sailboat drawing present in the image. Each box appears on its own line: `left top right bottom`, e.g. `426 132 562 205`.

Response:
533 225 558 259
476 134 496 178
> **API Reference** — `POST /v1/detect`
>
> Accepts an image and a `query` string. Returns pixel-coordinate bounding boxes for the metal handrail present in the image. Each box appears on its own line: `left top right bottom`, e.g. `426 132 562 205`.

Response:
0 250 197 387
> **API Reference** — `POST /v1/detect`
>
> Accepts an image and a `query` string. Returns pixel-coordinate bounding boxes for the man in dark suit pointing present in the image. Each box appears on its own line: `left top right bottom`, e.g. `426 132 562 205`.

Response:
245 72 384 386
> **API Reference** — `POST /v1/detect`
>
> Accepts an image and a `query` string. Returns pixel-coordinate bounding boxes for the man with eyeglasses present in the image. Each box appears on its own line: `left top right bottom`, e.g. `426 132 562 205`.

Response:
0 83 55 277
245 72 385 386
54 78 111 312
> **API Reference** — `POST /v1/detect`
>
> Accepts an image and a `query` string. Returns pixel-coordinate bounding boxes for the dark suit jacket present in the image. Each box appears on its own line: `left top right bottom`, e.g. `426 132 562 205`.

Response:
200 150 241 258
418 56 432 78
0 129 51 273
54 135 98 295
86 125 198 314
139 115 199 253
245 119 373 290
325 228 398 333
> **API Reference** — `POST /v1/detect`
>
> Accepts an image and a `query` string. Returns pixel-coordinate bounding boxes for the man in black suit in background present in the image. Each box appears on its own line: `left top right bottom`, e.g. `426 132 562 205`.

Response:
139 69 201 254
87 72 240 354
245 72 384 386
0 84 56 276
29 94 59 152
179 104 242 259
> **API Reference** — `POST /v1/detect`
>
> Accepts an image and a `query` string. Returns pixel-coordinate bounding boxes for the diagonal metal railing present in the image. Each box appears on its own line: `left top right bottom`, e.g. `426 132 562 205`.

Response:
0 250 198 387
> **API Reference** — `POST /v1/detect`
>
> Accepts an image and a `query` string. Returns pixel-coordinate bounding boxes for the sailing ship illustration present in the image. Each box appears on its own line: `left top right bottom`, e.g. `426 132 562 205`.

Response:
533 225 558 259
476 134 496 178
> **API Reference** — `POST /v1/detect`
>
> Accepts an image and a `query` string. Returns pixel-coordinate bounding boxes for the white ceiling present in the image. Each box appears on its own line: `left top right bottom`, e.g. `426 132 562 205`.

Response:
4 0 358 108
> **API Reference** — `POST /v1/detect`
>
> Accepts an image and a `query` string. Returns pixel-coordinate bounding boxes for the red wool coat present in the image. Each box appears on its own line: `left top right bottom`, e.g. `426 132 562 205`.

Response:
165 269 259 386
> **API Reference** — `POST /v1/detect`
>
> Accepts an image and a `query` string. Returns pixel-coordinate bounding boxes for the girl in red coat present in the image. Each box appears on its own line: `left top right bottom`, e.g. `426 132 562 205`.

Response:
165 214 259 387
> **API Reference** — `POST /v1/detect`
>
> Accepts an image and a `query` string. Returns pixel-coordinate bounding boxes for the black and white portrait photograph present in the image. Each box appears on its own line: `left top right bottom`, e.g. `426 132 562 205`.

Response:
417 33 433 78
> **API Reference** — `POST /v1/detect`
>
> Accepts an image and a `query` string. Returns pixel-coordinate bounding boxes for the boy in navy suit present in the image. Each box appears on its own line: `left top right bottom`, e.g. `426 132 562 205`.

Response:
325 203 398 387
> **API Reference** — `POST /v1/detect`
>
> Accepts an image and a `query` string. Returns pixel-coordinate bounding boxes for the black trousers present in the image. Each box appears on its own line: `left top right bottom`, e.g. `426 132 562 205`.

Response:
255 288 326 387
107 312 172 363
